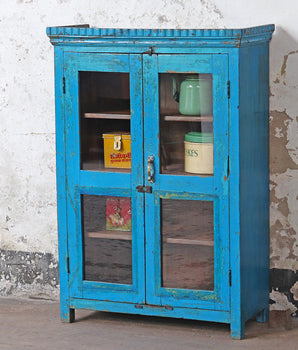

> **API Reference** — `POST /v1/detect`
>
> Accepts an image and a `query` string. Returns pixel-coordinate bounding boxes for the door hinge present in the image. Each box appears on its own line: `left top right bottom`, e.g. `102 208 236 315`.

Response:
63 77 66 94
227 80 230 99
229 269 232 287
136 185 152 193
67 257 70 274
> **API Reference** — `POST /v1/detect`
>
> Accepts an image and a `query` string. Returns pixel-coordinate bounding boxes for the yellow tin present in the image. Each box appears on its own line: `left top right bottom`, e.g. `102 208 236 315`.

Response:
102 132 131 169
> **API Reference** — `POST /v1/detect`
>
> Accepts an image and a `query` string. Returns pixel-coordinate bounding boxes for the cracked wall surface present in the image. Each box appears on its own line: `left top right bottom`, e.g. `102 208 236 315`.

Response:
0 0 297 312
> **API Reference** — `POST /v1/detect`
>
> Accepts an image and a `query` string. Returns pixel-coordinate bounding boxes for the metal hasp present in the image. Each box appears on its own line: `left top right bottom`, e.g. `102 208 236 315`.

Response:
46 24 275 340
136 185 152 193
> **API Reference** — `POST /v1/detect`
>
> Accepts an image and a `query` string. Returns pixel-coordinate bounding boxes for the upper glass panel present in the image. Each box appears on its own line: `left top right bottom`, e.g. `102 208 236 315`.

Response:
79 72 131 172
159 73 214 176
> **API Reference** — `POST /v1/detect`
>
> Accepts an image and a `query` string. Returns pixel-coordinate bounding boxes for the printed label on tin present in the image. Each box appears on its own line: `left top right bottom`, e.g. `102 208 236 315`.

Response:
110 152 131 164
185 149 199 157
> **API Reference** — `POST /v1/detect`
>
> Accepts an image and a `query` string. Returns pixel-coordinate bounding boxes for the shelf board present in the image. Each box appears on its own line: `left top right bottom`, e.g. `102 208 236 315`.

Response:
88 231 132 240
163 115 213 122
163 237 214 246
82 161 131 173
88 231 213 246
84 111 131 120
163 231 213 246
161 163 213 177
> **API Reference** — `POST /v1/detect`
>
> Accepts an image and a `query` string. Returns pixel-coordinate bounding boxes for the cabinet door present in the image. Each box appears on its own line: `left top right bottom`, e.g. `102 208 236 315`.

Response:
143 54 230 311
64 52 145 303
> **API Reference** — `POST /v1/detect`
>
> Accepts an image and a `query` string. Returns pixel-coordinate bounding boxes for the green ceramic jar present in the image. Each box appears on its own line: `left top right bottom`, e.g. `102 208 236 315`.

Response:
176 76 212 116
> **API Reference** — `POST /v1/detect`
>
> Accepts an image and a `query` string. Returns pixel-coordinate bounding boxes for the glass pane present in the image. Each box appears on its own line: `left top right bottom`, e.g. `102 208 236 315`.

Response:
161 199 214 290
82 194 132 284
159 73 213 176
79 72 131 172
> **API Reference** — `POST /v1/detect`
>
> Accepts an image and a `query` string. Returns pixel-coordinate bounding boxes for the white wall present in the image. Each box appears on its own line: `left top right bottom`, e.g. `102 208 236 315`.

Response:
0 0 297 310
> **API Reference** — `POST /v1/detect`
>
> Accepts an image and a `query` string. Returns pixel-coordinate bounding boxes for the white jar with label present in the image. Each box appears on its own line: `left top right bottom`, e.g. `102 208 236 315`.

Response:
184 132 213 174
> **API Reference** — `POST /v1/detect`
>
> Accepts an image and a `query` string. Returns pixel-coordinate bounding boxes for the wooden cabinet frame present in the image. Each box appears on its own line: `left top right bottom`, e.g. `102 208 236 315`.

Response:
47 25 275 339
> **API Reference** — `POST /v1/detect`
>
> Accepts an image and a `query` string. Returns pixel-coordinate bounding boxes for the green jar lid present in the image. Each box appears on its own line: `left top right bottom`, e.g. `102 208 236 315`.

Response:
185 132 213 143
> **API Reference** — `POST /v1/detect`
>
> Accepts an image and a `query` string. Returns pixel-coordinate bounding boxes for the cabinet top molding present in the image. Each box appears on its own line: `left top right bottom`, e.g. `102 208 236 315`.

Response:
46 24 275 48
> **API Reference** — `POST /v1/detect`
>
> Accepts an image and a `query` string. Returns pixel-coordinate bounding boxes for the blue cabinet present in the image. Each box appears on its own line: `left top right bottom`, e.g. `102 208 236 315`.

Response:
47 25 275 339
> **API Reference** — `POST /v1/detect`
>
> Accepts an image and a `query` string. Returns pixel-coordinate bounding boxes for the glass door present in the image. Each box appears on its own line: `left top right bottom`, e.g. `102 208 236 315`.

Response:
64 53 145 304
143 54 230 310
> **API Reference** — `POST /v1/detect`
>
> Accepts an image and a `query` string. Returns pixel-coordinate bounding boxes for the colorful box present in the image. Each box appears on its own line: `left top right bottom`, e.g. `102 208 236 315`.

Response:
102 132 131 169
106 197 132 231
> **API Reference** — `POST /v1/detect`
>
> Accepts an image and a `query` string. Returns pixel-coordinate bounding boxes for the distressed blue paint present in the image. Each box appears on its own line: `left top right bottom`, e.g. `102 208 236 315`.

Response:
159 175 214 194
47 25 274 339
69 297 231 324
227 49 243 339
47 25 274 39
147 191 227 311
47 25 274 48
143 54 230 312
79 170 131 189
158 54 213 73
54 46 75 322
63 52 145 304
129 54 146 304
228 42 271 339
143 53 160 308
58 44 232 55
238 43 270 322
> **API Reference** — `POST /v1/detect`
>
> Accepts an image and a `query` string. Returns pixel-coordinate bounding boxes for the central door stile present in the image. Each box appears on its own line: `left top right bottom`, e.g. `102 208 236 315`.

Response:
129 54 146 304
143 53 160 306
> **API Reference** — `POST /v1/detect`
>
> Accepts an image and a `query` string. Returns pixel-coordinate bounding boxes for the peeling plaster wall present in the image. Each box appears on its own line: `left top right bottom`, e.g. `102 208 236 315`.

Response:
0 0 297 312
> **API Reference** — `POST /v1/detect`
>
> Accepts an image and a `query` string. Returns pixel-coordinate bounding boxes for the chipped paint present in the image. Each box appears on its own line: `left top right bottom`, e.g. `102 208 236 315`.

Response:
269 110 298 174
0 249 59 300
270 268 298 316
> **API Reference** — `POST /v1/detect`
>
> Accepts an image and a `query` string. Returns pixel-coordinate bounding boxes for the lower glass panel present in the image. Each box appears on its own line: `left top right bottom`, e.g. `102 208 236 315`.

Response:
82 194 132 284
161 199 214 290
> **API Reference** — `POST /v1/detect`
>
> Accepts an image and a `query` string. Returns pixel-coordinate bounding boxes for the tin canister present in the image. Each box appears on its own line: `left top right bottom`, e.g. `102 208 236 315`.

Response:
102 132 131 169
184 132 213 174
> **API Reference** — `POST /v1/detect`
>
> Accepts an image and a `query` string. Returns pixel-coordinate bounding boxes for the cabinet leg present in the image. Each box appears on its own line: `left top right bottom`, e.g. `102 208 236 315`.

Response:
230 319 245 339
256 308 269 323
61 306 75 323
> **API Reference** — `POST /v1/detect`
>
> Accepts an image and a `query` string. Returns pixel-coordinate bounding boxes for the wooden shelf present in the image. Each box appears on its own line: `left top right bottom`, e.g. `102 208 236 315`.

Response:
163 115 213 122
88 231 213 246
163 231 213 246
163 237 213 246
88 231 132 240
161 163 213 177
84 111 131 120
82 161 131 172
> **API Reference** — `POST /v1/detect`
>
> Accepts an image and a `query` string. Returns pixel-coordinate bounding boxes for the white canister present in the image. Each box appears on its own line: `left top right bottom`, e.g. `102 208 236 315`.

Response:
184 132 213 174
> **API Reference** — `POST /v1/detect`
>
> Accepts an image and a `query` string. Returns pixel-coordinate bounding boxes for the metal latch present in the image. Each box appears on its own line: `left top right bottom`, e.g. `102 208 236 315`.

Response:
114 135 122 151
136 185 152 193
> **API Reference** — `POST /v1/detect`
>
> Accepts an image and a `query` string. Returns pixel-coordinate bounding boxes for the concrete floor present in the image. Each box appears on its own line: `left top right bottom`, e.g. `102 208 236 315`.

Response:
1 297 298 350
